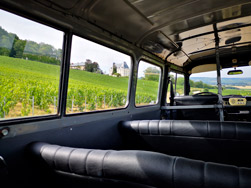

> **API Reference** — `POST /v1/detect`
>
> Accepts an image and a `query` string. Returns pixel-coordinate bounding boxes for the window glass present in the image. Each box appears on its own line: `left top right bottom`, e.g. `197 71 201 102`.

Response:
166 72 184 103
190 70 217 95
220 66 251 96
0 9 63 120
67 35 131 113
135 61 161 106
190 66 251 96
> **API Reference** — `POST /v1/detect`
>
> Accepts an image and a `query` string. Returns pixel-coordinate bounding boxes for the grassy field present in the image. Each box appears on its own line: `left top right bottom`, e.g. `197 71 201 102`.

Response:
2 55 250 118
0 56 159 118
190 88 251 96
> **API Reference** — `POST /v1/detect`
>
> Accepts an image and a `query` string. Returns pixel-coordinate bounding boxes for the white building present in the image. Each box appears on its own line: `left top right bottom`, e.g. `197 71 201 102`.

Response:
109 62 130 77
70 62 85 70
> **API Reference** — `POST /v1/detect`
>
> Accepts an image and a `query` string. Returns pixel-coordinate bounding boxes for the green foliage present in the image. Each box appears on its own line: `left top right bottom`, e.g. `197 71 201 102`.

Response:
177 77 184 85
144 67 160 82
113 73 121 77
0 56 157 118
84 61 102 73
190 79 216 89
13 39 26 58
0 26 62 65
23 53 61 65
112 64 117 74
203 88 209 92
0 47 10 56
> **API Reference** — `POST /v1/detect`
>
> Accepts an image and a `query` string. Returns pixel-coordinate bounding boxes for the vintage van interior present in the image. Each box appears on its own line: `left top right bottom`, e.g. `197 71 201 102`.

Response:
1 0 251 187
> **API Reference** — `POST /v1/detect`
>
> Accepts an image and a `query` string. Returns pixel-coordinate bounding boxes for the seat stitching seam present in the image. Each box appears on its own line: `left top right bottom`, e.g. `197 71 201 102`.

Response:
138 121 140 135
40 145 46 156
207 121 209 137
172 157 177 188
85 150 94 176
102 150 112 178
147 120 150 135
53 146 62 169
170 120 173 135
148 120 151 135
67 148 76 173
203 162 206 188
139 121 141 135
157 120 160 135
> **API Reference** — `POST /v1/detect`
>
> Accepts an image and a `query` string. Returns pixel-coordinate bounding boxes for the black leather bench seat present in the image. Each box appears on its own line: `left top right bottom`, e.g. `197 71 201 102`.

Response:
30 142 251 188
120 120 251 139
119 120 251 167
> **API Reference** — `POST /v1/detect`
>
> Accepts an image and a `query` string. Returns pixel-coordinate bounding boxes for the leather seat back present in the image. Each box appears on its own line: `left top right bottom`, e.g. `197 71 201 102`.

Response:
29 142 251 188
120 120 251 167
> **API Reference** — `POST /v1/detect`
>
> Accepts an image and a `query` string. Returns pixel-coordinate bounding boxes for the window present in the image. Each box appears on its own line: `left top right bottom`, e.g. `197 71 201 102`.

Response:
190 66 251 96
166 72 184 103
67 35 131 113
135 61 161 106
220 66 251 96
190 70 217 95
0 9 63 120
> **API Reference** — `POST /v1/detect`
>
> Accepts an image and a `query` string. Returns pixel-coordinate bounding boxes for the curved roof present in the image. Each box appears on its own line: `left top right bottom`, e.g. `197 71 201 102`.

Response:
1 0 251 70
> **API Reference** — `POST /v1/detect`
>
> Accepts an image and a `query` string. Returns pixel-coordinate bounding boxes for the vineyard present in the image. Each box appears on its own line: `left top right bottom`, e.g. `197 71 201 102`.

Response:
0 56 159 119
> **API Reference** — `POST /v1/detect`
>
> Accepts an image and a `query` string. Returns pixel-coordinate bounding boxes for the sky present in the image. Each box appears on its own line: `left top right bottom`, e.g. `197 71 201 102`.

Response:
71 36 131 74
191 66 251 78
2 8 249 78
138 60 161 78
0 9 133 75
0 9 63 49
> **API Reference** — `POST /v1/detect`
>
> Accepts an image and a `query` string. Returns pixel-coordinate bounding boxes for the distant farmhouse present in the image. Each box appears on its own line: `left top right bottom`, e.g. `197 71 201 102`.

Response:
70 59 102 74
70 62 85 70
109 62 130 77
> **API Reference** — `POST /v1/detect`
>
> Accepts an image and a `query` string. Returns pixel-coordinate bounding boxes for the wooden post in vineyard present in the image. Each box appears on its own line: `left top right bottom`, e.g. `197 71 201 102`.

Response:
3 97 6 118
95 96 97 110
104 95 106 109
111 95 113 107
54 96 56 113
85 96 87 112
32 96 34 116
71 97 74 113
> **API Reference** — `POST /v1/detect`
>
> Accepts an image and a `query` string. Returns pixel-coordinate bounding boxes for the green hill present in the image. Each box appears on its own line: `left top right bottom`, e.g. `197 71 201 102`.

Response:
0 56 158 117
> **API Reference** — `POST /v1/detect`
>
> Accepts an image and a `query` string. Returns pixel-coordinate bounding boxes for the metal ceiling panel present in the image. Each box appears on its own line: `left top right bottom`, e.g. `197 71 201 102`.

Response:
219 26 251 46
182 33 215 55
218 15 251 30
35 0 80 10
87 0 153 42
167 51 189 67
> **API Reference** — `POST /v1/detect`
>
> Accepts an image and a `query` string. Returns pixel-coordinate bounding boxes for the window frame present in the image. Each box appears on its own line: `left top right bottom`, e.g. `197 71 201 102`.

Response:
166 70 185 104
64 33 134 117
0 8 66 125
135 59 163 108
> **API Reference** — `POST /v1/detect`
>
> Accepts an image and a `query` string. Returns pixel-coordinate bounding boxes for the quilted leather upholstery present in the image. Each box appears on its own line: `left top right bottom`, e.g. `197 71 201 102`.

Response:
120 120 251 139
30 142 251 188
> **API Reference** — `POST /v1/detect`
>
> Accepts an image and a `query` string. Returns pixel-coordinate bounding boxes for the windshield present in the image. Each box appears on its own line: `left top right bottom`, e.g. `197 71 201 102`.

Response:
190 65 251 96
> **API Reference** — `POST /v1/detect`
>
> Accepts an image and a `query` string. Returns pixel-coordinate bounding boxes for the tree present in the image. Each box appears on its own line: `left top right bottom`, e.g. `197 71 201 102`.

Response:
112 63 117 74
9 35 19 57
113 73 121 77
144 67 160 81
203 88 209 92
189 80 195 87
85 60 102 73
0 26 62 65
13 39 26 58
177 77 184 85
194 81 204 88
